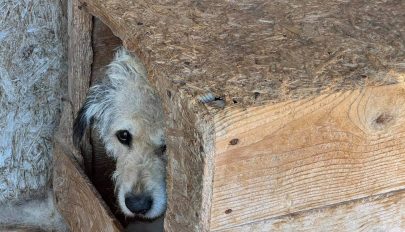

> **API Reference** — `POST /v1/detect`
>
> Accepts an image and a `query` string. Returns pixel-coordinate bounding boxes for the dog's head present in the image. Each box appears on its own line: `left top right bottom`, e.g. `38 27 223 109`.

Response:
73 48 166 219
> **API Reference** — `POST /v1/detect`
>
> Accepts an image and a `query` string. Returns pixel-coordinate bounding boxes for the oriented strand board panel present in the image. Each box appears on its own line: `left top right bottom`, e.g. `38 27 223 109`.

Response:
211 84 405 230
0 0 67 203
53 142 122 232
77 0 403 106
220 190 405 232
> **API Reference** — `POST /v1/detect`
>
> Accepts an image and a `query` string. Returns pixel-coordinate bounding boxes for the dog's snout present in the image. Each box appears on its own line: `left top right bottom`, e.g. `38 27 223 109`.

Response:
125 193 153 215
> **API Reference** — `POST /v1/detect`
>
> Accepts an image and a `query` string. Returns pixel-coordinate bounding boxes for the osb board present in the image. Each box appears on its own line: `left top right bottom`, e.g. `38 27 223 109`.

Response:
91 17 122 84
53 142 122 232
0 0 67 202
220 190 405 232
77 0 402 107
211 84 405 230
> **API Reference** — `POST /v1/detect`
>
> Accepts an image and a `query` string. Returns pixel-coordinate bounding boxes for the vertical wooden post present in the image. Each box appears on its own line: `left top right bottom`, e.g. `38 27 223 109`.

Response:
56 0 93 167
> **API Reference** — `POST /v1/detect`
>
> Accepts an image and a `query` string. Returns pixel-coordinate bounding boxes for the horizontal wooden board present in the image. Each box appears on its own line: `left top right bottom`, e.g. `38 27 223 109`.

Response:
211 84 405 230
53 142 122 232
219 190 405 232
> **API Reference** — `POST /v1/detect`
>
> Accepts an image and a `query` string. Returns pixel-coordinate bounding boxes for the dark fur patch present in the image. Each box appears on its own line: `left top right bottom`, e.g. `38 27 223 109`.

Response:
73 103 90 148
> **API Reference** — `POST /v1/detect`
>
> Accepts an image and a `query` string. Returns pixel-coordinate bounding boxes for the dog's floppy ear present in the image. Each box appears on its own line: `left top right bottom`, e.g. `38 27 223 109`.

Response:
73 83 113 148
73 99 93 148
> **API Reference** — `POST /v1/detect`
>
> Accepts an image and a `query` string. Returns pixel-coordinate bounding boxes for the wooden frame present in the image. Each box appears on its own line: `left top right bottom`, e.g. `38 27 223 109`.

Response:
55 0 405 231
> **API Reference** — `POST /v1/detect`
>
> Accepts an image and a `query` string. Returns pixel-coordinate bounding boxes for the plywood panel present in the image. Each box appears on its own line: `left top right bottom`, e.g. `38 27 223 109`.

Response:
211 84 405 230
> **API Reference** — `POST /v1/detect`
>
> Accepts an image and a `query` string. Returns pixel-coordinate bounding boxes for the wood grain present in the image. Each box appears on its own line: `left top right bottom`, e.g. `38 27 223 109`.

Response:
211 84 405 230
53 142 122 232
68 0 93 115
219 190 405 232
67 0 94 168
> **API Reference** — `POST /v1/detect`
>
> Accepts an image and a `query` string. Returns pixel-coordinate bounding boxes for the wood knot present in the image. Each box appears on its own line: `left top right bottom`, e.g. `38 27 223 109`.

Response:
229 138 239 145
375 113 393 125
225 209 233 214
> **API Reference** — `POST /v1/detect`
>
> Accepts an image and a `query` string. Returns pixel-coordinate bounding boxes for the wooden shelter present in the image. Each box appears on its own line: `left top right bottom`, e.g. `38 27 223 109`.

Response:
54 0 405 231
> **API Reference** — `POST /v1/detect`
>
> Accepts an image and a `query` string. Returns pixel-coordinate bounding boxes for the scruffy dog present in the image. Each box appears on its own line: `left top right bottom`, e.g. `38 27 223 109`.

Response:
73 48 166 219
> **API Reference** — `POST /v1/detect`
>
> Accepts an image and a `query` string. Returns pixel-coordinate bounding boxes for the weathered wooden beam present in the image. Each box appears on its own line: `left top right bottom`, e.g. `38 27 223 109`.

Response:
56 0 93 167
67 0 93 115
53 142 122 232
77 0 405 231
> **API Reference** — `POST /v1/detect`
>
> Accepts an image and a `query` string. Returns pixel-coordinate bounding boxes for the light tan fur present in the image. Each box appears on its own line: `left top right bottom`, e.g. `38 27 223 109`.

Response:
74 47 166 219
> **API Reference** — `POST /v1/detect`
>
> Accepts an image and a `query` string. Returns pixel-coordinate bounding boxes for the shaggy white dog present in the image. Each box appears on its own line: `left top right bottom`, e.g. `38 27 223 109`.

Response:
73 48 166 219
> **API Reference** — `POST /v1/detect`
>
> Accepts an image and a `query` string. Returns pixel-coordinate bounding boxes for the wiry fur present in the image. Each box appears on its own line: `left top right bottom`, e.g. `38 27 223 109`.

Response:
73 48 166 219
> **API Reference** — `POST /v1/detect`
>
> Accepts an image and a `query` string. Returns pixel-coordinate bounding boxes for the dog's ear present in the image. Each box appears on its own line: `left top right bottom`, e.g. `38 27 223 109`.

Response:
73 84 113 148
73 100 93 148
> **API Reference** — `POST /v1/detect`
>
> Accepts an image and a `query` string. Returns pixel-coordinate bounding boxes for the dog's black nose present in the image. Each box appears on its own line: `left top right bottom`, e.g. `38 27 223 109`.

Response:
125 193 153 215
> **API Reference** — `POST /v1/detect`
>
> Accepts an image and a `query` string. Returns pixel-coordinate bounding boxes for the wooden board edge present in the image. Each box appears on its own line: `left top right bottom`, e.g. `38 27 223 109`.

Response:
53 141 123 232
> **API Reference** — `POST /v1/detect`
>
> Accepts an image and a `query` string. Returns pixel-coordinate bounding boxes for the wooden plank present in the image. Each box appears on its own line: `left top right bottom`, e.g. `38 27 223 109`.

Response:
163 93 215 232
68 0 93 115
53 142 122 232
211 84 405 230
63 0 93 167
219 190 405 232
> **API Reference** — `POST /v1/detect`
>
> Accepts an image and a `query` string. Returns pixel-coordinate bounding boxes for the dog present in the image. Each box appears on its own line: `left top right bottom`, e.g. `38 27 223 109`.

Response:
73 48 167 219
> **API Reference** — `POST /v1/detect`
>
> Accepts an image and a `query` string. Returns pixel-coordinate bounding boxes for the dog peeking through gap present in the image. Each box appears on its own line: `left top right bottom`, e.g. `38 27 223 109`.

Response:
73 47 167 219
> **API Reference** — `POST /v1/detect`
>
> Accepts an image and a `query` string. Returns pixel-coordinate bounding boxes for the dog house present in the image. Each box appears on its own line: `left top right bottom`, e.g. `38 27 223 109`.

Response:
55 0 405 231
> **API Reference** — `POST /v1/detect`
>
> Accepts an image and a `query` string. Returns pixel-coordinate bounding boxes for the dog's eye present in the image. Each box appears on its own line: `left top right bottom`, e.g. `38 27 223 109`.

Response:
116 130 132 146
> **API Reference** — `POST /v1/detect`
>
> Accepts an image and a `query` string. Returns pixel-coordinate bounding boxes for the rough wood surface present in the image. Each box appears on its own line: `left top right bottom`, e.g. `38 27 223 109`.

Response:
220 190 405 232
0 0 67 202
77 0 403 107
68 0 93 115
162 87 215 232
81 0 405 231
211 84 405 230
53 142 122 232
62 0 94 168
